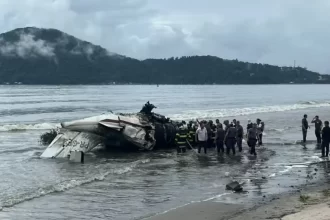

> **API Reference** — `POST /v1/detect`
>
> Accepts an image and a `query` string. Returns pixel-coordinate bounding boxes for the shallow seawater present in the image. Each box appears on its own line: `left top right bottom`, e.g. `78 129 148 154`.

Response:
0 85 330 220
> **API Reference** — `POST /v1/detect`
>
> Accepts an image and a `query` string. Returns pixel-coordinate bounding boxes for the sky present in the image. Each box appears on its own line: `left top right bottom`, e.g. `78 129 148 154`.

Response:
0 0 329 73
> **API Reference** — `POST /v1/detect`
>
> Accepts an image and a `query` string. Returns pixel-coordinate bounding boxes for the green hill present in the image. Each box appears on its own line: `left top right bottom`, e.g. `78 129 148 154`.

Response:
0 27 328 84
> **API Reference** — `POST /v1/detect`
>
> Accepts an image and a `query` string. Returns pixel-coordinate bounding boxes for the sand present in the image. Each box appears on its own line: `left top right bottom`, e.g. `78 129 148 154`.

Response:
145 185 330 220
282 203 330 220
145 201 245 220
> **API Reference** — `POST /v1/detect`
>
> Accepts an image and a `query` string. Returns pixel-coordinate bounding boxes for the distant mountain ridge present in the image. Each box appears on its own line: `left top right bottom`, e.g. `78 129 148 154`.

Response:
0 27 328 84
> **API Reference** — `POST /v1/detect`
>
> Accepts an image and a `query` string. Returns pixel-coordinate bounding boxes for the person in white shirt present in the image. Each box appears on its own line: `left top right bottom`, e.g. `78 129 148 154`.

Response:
195 121 208 154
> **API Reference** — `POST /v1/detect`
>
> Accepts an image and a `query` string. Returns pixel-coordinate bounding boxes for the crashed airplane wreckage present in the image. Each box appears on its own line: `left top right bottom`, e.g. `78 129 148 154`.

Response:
41 102 179 159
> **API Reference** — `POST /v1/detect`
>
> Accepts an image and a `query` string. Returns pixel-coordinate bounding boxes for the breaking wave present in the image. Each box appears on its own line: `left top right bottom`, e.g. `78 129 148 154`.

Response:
265 140 316 146
297 101 321 105
168 101 330 120
267 126 297 133
1 100 330 131
0 123 60 132
0 147 45 155
0 159 150 209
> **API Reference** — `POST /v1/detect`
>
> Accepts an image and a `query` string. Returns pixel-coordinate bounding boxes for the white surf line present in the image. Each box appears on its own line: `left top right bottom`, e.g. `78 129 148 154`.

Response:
142 193 232 219
202 192 233 202
0 123 60 132
0 159 151 210
278 166 293 174
266 158 325 178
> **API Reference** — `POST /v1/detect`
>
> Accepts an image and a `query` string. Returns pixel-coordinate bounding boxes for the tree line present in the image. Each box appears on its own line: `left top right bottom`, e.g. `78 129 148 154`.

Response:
0 27 328 85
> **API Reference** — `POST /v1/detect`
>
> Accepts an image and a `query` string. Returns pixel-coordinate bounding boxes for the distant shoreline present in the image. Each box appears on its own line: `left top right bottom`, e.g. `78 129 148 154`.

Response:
1 83 330 86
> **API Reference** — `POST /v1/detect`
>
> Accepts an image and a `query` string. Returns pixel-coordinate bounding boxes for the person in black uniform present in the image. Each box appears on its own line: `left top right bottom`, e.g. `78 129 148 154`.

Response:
224 124 237 155
211 123 217 148
206 121 213 148
321 121 330 157
247 123 258 156
232 119 237 127
247 119 253 131
223 120 230 133
236 121 244 152
223 120 230 149
312 116 323 144
215 123 225 153
246 119 253 138
302 114 309 143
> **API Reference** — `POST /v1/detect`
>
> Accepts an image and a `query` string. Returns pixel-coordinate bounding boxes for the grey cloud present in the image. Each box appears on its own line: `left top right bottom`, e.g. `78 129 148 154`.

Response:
57 33 94 56
0 0 330 73
0 33 55 58
70 0 148 14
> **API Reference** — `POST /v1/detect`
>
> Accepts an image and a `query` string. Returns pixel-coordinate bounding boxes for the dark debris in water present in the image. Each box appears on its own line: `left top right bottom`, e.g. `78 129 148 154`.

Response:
39 129 57 145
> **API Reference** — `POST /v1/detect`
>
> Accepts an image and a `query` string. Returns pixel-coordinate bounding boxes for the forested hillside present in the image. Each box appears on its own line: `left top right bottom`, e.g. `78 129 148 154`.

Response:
0 27 328 84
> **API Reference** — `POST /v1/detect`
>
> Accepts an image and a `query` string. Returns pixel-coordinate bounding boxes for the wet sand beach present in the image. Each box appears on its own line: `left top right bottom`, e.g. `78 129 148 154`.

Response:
145 201 245 220
147 178 330 220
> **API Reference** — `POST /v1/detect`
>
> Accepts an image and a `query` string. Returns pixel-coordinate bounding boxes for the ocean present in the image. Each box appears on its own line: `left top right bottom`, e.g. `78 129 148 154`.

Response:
0 85 330 220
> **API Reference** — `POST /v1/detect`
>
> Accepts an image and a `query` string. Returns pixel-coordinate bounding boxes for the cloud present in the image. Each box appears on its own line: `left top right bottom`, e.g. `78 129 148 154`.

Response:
0 32 55 58
0 0 329 73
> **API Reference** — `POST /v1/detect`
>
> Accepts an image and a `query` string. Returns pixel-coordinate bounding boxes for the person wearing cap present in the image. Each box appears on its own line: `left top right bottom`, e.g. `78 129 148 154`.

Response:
302 114 310 143
175 124 188 153
312 116 323 144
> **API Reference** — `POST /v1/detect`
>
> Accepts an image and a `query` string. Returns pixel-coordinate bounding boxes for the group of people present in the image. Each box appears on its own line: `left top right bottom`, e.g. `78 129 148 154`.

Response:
175 118 265 156
175 114 330 158
302 114 330 157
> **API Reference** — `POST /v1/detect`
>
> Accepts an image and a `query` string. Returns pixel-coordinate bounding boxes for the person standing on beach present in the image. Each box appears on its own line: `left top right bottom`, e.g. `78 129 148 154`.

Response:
215 123 225 153
206 120 214 148
232 119 237 127
247 123 258 156
223 120 230 149
236 121 244 152
247 119 253 132
311 116 323 144
223 120 229 130
321 121 330 157
175 125 188 153
195 122 208 154
302 114 309 143
256 119 264 146
187 122 196 146
224 124 237 155
322 121 330 157
216 119 220 127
